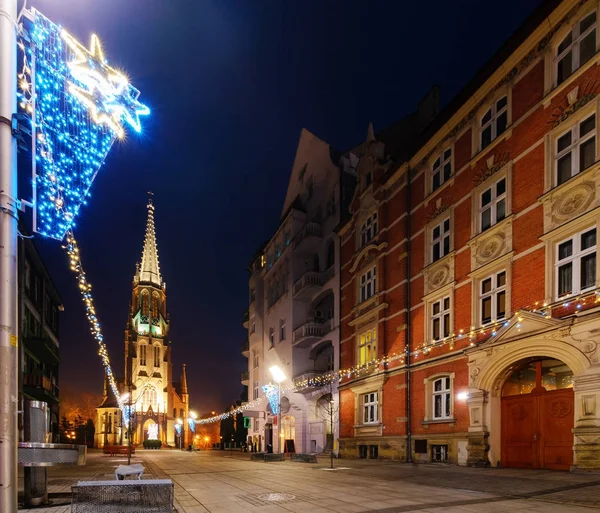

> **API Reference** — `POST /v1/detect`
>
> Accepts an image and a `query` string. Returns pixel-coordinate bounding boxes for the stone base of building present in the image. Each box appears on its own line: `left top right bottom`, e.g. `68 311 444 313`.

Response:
466 432 490 467
572 426 600 471
339 436 407 460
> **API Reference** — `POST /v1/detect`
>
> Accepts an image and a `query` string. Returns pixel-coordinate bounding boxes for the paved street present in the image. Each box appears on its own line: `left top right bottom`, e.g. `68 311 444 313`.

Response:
19 449 600 512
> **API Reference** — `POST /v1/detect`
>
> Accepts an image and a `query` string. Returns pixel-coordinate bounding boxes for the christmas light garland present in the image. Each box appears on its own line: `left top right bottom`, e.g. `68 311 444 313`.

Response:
64 231 127 421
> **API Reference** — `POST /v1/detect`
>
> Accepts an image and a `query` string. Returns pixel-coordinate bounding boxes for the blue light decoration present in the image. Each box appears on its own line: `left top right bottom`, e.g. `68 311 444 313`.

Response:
262 384 279 415
18 9 150 240
187 417 195 432
174 423 182 436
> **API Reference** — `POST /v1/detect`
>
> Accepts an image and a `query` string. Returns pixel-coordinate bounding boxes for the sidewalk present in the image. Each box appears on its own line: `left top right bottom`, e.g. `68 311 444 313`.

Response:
18 449 600 512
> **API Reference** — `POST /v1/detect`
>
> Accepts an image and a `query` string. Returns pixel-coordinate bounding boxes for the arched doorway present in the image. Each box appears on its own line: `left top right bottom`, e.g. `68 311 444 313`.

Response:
143 418 158 442
501 358 574 470
281 415 296 442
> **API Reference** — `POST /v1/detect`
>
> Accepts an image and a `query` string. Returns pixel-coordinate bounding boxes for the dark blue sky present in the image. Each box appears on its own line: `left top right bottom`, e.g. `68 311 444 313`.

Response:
28 0 541 413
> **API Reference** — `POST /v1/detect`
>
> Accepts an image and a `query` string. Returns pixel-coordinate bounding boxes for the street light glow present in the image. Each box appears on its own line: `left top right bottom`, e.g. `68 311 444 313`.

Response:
269 365 286 383
190 411 197 419
176 418 183 425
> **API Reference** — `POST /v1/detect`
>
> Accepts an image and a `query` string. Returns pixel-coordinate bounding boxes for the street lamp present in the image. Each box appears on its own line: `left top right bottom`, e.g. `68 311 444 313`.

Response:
269 365 286 454
176 418 183 450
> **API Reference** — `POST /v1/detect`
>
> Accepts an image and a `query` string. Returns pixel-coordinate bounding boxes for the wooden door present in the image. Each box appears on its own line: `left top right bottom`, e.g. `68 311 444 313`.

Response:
539 390 574 470
501 395 537 468
502 389 574 469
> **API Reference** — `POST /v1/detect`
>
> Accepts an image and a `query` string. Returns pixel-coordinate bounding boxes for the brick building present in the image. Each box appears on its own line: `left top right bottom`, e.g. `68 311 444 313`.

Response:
339 0 600 470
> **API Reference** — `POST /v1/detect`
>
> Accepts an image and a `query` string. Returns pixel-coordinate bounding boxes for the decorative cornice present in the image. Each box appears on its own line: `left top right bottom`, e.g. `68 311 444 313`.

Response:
474 153 511 185
349 241 388 273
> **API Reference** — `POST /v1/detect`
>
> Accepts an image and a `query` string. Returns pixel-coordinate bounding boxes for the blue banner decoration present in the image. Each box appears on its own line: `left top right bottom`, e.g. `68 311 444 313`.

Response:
262 384 279 414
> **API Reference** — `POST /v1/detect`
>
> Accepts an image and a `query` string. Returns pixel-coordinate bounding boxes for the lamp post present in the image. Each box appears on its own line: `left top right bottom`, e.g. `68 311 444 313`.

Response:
188 411 196 450
269 365 286 454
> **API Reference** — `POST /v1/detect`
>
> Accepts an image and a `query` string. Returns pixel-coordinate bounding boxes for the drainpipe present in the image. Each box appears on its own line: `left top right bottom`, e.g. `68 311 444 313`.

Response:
405 166 412 463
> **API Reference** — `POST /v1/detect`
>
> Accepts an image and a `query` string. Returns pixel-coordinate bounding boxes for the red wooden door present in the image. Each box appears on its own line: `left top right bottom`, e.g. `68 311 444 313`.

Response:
502 389 574 469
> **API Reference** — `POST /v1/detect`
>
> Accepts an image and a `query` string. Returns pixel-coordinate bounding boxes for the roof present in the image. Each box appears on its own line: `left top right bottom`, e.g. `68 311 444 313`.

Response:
137 199 162 286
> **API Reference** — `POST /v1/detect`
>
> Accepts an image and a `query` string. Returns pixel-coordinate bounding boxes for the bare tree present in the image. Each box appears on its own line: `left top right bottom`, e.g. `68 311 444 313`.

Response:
316 386 340 469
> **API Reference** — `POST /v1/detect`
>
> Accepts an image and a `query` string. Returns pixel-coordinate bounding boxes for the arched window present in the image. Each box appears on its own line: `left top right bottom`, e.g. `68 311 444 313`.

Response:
139 344 147 366
556 12 597 85
141 290 149 316
153 345 161 367
152 292 159 318
142 386 157 411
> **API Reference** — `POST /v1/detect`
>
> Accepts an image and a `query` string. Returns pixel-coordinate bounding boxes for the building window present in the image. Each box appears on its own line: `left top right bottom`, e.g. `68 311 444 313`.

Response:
432 444 448 463
151 292 159 318
357 327 377 365
432 148 452 191
142 386 157 412
253 381 259 400
432 377 451 419
362 392 378 424
432 218 450 262
279 318 286 341
480 270 507 325
139 344 147 367
24 260 31 291
360 266 377 302
431 296 451 342
556 12 597 85
360 213 378 246
556 227 596 298
254 419 259 431
269 327 275 348
479 177 506 232
285 231 291 246
250 315 256 334
480 96 508 149
555 114 596 186
253 352 259 369
141 291 149 316
153 346 160 367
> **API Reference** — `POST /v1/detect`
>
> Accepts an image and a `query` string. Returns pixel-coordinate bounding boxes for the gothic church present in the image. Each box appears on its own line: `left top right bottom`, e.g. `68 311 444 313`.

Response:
95 200 190 448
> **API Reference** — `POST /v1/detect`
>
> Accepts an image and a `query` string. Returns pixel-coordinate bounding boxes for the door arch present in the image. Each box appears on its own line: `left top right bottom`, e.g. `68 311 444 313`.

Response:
501 358 574 470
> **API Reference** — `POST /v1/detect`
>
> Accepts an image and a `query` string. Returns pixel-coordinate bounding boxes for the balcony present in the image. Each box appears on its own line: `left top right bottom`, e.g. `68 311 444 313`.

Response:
242 310 249 329
24 337 60 365
293 223 322 253
293 370 326 393
241 340 249 358
292 318 334 348
23 373 59 402
293 266 334 302
241 371 249 386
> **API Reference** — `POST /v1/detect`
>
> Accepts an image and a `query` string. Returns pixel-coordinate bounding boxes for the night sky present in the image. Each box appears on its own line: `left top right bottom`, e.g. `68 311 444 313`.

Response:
26 0 542 414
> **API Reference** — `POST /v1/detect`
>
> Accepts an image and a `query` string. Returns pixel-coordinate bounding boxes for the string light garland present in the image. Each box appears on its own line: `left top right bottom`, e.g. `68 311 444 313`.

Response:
64 230 127 422
17 9 149 241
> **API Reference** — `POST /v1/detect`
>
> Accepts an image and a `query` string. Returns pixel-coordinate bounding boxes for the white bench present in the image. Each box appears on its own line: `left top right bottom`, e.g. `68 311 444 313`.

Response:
72 479 173 512
115 463 144 480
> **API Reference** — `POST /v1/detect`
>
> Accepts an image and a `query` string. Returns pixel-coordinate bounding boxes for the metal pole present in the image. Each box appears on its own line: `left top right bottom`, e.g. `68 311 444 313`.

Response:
0 1 18 511
277 384 281 454
127 386 132 465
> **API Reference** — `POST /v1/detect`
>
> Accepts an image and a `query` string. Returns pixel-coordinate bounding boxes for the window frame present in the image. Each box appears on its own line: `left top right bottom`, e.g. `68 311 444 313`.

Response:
478 175 507 233
424 373 455 422
554 226 597 299
253 381 259 400
360 212 378 247
431 216 451 263
362 392 379 425
432 377 452 420
359 265 377 303
554 11 598 87
554 113 597 186
431 147 453 192
479 269 508 326
479 95 509 151
269 327 275 348
471 166 511 238
280 318 286 341
430 295 452 343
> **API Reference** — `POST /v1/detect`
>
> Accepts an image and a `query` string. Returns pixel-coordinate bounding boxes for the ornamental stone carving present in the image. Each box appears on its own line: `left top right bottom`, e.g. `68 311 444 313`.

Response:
551 181 596 224
470 219 512 272
423 255 454 295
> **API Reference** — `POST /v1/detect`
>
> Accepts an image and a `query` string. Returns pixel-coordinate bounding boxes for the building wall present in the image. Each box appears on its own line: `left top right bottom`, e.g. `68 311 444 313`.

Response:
339 0 600 469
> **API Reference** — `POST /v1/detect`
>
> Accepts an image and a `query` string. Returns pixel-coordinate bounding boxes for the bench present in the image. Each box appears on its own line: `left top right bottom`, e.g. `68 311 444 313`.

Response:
103 445 135 456
291 453 318 463
72 479 173 513
250 452 265 461
263 453 285 462
115 463 144 480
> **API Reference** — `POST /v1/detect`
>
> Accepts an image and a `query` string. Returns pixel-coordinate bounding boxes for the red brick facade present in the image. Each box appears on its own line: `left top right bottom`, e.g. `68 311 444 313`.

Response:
338 0 600 469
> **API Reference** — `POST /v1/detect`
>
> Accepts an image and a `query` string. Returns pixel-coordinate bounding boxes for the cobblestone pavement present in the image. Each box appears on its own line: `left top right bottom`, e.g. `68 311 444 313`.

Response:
18 449 600 512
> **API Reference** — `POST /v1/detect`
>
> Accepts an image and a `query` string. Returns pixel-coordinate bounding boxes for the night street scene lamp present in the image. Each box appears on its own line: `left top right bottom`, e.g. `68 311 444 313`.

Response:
269 365 286 453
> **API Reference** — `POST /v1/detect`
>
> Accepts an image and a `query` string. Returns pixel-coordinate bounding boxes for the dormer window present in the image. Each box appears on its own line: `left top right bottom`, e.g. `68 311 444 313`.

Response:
432 148 452 191
556 12 597 85
480 96 508 150
360 213 378 246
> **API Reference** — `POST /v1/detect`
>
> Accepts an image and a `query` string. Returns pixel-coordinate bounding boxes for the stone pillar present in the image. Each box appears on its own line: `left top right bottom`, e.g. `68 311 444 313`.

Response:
572 370 600 471
466 389 490 467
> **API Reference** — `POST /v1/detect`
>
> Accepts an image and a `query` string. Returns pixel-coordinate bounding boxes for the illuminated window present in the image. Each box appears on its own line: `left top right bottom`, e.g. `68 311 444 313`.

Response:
554 114 596 186
253 381 259 400
357 328 377 365
431 296 451 342
432 148 452 191
142 386 157 411
480 96 507 149
141 290 149 316
556 228 596 298
362 392 378 424
556 12 597 85
153 346 160 367
359 266 377 302
151 292 159 318
432 377 451 420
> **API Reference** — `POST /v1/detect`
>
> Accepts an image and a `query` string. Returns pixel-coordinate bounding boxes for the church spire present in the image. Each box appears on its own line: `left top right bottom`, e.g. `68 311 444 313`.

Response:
138 197 162 286
180 364 188 396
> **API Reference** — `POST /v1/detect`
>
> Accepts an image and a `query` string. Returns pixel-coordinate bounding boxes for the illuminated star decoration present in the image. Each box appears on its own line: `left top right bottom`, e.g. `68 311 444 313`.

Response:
262 384 279 414
61 30 150 138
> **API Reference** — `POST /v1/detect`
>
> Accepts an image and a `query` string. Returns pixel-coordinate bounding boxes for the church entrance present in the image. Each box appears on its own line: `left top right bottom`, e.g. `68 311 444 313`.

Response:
143 418 159 442
501 358 574 470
